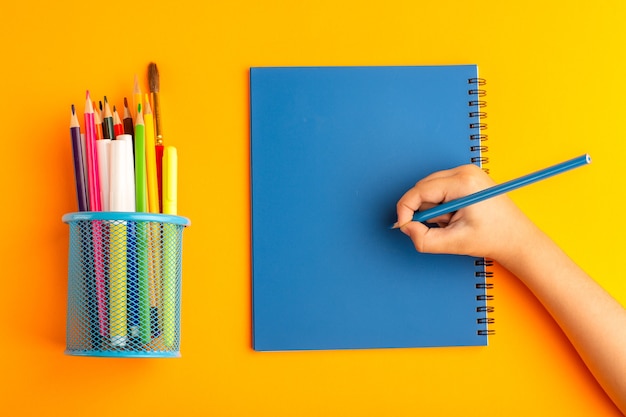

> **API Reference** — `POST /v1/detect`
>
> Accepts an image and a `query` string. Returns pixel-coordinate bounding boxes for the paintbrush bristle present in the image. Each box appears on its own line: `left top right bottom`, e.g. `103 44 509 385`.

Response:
148 62 159 93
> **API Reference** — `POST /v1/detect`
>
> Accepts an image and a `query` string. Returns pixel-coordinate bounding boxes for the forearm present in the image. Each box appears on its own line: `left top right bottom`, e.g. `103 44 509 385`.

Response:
498 226 626 414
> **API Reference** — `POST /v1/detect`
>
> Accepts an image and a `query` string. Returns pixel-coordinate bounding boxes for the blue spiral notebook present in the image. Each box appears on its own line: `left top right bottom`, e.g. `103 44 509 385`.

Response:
250 65 493 351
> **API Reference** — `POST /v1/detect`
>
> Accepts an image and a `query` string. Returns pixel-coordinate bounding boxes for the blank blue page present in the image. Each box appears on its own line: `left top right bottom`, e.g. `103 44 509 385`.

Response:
250 65 489 351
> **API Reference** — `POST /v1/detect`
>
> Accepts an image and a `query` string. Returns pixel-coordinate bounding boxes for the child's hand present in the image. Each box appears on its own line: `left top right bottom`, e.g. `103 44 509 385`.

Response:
395 164 536 262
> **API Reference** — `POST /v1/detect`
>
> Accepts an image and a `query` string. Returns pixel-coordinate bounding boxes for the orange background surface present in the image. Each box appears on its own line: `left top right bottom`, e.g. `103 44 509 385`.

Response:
1 1 625 416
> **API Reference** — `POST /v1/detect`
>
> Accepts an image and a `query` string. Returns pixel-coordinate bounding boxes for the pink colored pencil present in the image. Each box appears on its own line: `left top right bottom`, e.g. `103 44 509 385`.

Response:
84 93 102 210
84 91 107 338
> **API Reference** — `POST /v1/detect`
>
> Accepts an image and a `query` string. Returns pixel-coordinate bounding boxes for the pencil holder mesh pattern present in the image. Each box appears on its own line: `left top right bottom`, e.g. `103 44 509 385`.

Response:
63 212 190 358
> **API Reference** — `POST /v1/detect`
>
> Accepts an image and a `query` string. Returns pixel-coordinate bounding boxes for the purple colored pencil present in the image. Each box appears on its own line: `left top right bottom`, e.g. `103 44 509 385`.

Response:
70 105 88 211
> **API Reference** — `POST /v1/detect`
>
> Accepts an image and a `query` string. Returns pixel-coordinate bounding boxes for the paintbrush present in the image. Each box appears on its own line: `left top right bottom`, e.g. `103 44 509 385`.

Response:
148 62 165 212
148 63 163 145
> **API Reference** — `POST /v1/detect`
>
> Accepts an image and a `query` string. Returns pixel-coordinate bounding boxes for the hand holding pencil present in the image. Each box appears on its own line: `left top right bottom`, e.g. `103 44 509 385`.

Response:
395 157 626 414
395 155 590 259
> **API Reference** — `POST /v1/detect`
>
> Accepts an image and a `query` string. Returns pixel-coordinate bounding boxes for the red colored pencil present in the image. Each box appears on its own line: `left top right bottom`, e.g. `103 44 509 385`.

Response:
113 105 124 138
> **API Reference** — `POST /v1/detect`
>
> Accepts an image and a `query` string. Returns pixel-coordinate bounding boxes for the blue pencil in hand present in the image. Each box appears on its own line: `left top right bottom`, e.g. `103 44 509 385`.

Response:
392 154 591 228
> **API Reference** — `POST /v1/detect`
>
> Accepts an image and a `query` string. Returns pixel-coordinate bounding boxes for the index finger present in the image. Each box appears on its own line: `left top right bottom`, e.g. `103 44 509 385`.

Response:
395 166 466 226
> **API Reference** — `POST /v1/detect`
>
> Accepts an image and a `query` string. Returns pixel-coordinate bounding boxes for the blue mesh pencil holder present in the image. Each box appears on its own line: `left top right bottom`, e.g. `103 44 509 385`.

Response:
63 212 191 358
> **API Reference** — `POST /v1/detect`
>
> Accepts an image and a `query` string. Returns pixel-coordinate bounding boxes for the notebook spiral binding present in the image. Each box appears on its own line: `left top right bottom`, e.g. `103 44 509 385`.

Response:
469 77 495 337
468 77 489 172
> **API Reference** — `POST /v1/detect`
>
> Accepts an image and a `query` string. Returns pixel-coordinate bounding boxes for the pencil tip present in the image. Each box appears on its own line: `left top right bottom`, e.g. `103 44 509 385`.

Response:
389 220 411 230
71 104 75 114
124 97 128 107
86 90 90 99
85 96 94 112
143 93 152 113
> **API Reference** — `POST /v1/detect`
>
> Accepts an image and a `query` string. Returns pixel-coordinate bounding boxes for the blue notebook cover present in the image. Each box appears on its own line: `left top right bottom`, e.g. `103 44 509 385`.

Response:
250 65 492 351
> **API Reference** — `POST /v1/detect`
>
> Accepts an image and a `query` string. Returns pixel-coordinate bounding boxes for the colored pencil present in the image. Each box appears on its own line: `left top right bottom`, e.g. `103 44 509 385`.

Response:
141 96 162 340
113 105 124 138
134 104 148 212
123 97 134 137
393 154 592 228
109 218 128 347
84 92 102 211
133 75 142 120
162 146 178 347
132 104 151 343
70 104 88 212
93 105 103 140
102 96 115 140
84 91 107 338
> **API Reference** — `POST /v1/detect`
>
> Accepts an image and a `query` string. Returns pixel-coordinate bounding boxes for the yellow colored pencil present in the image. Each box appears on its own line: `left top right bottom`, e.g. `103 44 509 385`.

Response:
109 221 128 347
162 146 178 347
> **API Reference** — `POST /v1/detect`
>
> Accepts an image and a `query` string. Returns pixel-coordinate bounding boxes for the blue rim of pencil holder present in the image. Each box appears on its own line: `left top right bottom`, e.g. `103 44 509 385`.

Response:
63 211 191 226
63 212 190 358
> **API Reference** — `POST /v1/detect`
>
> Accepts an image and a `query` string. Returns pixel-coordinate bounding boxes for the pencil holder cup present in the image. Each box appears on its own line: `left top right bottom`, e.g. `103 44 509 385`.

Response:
62 212 191 358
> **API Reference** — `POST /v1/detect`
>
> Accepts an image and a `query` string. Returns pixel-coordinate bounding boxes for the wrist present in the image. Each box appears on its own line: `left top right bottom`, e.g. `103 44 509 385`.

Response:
490 218 551 278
